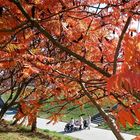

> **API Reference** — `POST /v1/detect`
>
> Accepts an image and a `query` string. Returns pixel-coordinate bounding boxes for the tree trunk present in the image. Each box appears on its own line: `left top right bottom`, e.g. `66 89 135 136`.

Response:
31 117 37 132
11 119 18 126
80 83 124 140
89 97 124 140
0 83 25 120
0 105 9 120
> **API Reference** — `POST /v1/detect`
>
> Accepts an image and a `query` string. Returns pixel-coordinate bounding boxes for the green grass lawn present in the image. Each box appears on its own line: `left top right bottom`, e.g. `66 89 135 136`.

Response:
62 104 98 122
38 97 116 122
122 124 140 135
97 123 140 136
38 103 98 122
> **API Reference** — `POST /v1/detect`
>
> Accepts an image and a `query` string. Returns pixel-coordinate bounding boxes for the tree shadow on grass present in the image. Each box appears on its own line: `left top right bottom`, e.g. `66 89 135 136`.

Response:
0 120 54 140
0 131 52 140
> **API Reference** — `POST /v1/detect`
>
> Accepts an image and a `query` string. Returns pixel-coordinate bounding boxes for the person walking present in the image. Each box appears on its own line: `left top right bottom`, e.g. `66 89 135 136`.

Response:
87 115 91 129
79 115 84 130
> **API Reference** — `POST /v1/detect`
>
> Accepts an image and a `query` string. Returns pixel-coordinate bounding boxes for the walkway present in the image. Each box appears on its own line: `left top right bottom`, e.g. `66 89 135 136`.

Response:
3 110 135 140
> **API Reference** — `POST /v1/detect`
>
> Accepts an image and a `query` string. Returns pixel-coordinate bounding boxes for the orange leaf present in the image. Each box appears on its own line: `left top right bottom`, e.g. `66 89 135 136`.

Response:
132 135 140 140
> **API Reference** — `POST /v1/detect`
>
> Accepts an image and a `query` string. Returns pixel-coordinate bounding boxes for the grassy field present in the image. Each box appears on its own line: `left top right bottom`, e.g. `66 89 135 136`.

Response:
38 100 140 136
38 103 98 122
2 92 140 136
38 97 116 122
1 88 115 123
0 120 76 140
97 123 140 136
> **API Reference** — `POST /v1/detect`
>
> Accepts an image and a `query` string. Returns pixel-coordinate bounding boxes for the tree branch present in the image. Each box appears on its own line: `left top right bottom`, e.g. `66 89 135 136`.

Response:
113 16 132 74
12 0 111 77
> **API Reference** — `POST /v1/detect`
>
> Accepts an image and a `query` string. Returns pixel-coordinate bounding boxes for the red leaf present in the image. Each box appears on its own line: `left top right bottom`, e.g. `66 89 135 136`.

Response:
117 109 135 128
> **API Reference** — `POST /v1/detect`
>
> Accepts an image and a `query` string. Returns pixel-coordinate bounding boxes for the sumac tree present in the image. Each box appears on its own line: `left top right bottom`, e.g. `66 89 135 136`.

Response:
0 0 140 139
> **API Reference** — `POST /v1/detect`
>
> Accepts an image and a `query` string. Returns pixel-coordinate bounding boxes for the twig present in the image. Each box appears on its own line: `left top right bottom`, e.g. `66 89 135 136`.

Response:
113 16 132 74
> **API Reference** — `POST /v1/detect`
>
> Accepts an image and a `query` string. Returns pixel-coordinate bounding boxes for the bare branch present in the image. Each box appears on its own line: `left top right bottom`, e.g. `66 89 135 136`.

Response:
113 16 132 74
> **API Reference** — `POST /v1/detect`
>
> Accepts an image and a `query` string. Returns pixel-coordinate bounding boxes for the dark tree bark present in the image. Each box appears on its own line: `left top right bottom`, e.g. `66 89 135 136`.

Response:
31 116 37 132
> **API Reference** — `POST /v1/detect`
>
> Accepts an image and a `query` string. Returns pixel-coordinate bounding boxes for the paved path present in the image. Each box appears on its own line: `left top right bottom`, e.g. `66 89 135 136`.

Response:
3 110 135 140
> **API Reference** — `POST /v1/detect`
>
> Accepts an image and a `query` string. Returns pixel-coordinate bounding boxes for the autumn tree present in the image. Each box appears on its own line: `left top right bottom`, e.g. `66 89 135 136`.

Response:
0 0 140 139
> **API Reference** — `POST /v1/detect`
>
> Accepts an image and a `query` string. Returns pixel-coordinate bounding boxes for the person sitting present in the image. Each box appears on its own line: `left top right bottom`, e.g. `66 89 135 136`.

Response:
83 119 88 128
69 117 75 131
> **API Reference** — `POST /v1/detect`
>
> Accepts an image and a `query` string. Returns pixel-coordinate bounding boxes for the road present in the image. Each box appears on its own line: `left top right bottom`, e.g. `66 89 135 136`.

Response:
3 110 135 140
